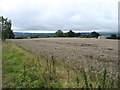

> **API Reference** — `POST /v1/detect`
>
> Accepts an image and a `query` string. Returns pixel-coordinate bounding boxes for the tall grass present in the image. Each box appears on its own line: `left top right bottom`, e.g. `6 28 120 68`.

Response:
83 69 88 88
102 67 107 88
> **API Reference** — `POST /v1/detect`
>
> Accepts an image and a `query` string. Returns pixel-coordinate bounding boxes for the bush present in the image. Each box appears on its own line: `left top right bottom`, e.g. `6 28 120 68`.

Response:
91 31 100 38
107 34 117 39
55 30 64 37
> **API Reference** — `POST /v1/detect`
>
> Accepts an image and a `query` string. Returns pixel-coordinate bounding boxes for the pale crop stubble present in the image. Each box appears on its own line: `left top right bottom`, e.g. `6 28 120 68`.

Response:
9 38 119 81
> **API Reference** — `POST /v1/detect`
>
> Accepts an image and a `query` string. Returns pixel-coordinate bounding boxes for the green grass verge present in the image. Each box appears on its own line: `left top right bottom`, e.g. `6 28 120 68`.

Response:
2 41 117 88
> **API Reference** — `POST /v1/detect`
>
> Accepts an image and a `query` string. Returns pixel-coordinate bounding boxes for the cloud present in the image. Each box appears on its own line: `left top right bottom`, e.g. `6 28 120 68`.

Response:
0 0 119 32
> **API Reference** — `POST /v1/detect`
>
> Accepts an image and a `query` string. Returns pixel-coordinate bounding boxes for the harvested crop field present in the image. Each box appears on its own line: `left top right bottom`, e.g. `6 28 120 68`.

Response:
9 38 119 81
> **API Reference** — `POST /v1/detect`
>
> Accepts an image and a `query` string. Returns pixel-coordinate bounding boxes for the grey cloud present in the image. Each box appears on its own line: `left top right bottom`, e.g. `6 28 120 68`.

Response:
0 0 118 32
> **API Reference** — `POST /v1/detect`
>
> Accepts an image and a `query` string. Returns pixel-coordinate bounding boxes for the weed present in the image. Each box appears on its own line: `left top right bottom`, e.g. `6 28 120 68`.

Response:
102 67 107 88
82 69 88 88
76 75 80 87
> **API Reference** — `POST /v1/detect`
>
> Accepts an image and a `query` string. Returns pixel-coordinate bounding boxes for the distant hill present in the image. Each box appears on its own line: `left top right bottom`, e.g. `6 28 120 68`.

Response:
14 32 119 37
14 32 55 36
14 32 92 36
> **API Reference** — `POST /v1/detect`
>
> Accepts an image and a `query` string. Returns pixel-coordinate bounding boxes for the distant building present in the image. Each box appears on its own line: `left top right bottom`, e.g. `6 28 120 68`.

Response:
98 36 107 39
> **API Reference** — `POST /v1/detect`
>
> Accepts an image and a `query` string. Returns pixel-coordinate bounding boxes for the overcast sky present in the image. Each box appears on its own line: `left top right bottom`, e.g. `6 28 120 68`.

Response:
0 0 119 33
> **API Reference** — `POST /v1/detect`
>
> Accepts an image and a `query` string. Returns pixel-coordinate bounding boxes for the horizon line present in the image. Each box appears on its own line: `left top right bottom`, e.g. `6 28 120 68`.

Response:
13 30 118 33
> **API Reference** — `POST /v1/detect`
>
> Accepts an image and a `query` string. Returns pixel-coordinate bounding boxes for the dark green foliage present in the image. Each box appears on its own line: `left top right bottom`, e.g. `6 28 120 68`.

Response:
107 34 117 39
80 34 92 38
76 76 80 84
75 33 81 37
55 30 100 38
66 30 75 37
117 35 120 39
76 75 80 87
9 30 15 39
55 30 81 37
91 31 100 38
1 16 15 40
63 33 68 37
30 35 38 38
55 30 64 37
15 36 28 39
89 84 92 89
102 67 107 88
82 70 88 88
111 34 117 39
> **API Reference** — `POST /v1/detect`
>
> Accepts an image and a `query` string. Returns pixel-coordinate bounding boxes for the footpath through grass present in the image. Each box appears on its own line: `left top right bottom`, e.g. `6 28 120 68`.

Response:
2 41 117 88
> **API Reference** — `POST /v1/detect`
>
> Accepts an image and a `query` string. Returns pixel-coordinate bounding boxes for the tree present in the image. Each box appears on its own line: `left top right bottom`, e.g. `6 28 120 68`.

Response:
0 17 2 38
108 34 117 39
55 30 63 37
0 16 15 41
75 33 81 37
111 34 117 39
67 30 75 37
91 31 100 38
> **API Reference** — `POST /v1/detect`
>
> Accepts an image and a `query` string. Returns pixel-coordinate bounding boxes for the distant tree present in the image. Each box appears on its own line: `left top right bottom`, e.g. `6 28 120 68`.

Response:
67 30 75 37
55 30 64 37
62 33 67 37
107 34 117 39
108 34 117 39
75 33 81 37
117 35 120 39
80 34 91 38
111 34 117 39
0 16 15 41
91 31 100 38
0 21 2 39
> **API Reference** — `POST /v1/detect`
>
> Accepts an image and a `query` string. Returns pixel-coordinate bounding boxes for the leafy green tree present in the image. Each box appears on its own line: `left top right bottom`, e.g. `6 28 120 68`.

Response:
80 34 91 38
75 33 81 37
107 34 117 39
117 35 120 39
67 30 75 37
110 34 117 39
55 30 63 37
0 16 15 41
91 31 100 38
0 17 2 38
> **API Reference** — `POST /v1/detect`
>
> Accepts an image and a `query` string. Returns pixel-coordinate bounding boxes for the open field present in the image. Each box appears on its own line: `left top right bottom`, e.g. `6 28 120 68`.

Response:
9 38 119 78
3 38 119 88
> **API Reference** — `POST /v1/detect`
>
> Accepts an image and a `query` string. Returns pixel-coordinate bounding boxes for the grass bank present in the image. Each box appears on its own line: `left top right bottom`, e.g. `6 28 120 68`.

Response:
2 41 117 88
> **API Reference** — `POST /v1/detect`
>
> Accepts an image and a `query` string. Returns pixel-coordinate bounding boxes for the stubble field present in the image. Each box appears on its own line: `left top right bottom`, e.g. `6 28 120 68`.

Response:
9 38 119 81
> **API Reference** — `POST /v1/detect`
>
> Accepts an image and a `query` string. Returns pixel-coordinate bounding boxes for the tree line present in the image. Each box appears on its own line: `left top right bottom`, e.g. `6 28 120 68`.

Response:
55 30 100 38
55 30 120 39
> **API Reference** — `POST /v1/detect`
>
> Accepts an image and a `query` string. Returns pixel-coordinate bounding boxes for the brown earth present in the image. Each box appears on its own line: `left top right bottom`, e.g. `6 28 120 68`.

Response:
9 38 119 80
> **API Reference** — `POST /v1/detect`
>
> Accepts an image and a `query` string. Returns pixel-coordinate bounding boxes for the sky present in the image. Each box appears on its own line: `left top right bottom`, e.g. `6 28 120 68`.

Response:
0 0 119 33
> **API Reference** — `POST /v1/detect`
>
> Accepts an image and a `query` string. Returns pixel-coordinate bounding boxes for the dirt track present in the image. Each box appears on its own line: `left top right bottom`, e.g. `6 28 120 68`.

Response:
9 38 119 80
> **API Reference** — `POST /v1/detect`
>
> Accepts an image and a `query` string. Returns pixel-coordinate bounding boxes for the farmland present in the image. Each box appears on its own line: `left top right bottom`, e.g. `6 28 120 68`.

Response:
3 38 119 88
